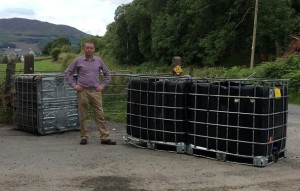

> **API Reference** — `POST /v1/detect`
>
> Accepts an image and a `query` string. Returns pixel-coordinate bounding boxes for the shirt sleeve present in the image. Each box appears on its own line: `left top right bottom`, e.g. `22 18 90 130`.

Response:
64 58 78 88
100 58 111 87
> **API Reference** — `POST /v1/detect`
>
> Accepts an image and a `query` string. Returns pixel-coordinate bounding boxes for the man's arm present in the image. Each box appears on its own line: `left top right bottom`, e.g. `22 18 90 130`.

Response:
64 59 78 88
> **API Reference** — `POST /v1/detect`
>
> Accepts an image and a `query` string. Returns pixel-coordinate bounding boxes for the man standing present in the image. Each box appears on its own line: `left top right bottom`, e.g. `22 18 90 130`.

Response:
64 40 116 145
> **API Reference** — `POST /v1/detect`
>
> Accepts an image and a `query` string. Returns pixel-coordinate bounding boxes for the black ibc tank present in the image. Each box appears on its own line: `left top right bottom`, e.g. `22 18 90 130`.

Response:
126 78 187 143
188 81 288 157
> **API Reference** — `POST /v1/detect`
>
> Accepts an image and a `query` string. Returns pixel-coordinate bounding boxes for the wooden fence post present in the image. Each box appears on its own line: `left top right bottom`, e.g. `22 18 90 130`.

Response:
171 56 182 76
4 59 16 108
4 60 16 94
24 54 34 74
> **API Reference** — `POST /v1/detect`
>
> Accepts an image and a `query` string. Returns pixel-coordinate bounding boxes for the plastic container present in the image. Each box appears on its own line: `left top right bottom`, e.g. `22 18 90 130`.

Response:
13 74 79 135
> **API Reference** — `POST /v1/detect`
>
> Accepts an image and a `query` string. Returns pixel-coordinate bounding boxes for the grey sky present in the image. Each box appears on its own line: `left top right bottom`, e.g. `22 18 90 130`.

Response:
0 0 133 36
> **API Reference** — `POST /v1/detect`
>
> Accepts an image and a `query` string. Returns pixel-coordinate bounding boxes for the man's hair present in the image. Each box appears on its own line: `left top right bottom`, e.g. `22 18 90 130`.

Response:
83 40 96 47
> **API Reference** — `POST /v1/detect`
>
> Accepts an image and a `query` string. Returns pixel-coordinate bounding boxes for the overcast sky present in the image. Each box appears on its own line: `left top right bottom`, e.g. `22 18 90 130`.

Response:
0 0 133 36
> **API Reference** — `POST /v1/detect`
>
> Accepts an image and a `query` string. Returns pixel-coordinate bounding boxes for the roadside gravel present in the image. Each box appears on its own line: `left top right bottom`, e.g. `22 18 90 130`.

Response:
0 113 300 191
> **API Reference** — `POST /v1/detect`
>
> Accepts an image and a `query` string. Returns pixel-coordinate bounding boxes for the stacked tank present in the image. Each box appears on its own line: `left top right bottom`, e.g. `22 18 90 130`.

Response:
125 76 289 166
13 74 79 135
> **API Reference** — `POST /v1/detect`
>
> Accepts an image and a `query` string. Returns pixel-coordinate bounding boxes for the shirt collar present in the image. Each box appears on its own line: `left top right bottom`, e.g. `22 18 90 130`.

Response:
83 56 94 61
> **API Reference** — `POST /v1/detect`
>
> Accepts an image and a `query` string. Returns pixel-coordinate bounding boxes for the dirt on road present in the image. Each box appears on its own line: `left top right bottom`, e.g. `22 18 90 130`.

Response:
1 108 300 191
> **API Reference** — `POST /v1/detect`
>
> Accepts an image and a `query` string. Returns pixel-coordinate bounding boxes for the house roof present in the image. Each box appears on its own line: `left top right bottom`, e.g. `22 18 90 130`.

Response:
3 48 35 55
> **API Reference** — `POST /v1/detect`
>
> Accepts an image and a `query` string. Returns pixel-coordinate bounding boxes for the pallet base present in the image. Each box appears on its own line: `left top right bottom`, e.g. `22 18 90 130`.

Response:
123 135 287 167
123 135 186 154
186 144 287 167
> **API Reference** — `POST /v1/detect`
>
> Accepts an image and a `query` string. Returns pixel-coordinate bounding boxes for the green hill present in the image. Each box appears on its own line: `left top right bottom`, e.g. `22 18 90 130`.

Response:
0 18 89 52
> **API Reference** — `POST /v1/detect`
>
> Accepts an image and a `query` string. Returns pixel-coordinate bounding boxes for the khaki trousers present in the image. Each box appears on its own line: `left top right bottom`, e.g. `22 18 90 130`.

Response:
77 89 109 141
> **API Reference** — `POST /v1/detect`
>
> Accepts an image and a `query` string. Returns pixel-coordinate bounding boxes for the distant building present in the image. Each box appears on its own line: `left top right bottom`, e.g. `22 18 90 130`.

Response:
3 47 36 62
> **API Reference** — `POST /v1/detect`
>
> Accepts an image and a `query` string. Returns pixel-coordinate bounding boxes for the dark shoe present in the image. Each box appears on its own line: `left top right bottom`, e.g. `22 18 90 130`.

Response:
80 139 87 145
101 139 116 145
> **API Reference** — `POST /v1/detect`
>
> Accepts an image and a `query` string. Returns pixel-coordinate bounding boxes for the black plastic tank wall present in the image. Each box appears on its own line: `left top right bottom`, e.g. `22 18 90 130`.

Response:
126 76 187 144
14 75 38 133
148 80 187 143
126 78 154 140
187 79 288 160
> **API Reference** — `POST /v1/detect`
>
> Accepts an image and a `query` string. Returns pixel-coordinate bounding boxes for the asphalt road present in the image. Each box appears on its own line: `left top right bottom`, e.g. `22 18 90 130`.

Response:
0 105 300 191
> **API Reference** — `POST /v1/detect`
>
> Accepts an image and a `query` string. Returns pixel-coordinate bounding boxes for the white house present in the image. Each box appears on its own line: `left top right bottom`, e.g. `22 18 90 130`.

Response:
3 47 36 62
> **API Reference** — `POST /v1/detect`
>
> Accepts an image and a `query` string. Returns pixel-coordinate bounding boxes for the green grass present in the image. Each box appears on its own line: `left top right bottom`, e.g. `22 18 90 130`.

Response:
288 92 300 105
0 58 62 73
0 59 64 84
33 59 64 73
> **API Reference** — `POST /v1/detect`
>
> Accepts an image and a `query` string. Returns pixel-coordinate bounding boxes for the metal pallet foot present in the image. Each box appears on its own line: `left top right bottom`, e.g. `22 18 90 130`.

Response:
147 142 156 150
186 145 194 155
123 135 130 143
253 156 268 167
216 152 226 162
176 142 186 154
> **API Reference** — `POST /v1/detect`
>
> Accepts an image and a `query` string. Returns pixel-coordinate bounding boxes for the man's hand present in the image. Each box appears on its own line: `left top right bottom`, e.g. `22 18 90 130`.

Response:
96 84 105 92
74 85 83 91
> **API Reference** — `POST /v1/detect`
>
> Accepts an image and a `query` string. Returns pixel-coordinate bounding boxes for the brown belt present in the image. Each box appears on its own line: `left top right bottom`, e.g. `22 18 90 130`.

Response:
83 87 96 90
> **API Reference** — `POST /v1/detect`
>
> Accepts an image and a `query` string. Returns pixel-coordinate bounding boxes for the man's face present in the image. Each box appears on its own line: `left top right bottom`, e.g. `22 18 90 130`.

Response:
84 43 95 56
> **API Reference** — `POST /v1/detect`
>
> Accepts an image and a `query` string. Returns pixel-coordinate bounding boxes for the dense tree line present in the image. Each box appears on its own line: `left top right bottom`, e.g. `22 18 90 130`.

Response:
102 0 300 67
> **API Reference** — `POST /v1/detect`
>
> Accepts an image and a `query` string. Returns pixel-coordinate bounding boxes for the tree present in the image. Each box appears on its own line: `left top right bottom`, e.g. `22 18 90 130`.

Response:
41 42 52 55
51 36 71 50
41 36 72 56
1 55 9 64
105 0 300 67
51 48 61 61
255 0 300 59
